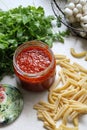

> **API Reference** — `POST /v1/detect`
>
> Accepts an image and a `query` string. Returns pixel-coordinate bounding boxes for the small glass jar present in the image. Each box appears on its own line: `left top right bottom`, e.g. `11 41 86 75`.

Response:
13 40 56 92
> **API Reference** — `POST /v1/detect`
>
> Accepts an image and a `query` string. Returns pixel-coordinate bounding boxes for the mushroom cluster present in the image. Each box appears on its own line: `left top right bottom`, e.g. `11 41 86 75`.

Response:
64 0 87 37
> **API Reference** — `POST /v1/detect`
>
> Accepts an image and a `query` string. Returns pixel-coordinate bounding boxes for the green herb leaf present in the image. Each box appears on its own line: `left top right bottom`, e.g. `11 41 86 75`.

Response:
57 15 62 27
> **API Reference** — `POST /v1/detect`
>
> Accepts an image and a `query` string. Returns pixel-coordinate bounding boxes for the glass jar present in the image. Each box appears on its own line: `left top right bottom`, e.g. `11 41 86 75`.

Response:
13 40 56 92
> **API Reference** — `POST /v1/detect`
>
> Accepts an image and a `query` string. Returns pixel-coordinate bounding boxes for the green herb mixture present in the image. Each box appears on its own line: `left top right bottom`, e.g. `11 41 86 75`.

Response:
0 6 69 78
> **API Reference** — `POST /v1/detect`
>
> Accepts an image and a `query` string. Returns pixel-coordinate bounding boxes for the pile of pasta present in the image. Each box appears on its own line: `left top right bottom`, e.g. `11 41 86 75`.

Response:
34 54 87 130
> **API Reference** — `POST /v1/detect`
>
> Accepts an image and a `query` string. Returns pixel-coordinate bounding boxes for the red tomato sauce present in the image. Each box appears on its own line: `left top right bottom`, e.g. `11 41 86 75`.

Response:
16 47 51 74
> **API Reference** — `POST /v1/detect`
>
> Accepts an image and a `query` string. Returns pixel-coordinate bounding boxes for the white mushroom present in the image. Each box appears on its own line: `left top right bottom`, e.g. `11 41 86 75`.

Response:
67 0 79 4
73 8 79 15
67 2 75 9
68 15 76 23
81 23 87 31
81 15 87 22
74 0 80 3
79 0 87 5
83 4 87 14
64 0 87 31
76 13 82 21
80 31 87 37
76 4 83 12
64 8 73 16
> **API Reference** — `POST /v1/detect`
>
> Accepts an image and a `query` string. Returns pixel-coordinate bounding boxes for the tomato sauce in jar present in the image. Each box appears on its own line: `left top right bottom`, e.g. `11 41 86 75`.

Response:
13 41 56 91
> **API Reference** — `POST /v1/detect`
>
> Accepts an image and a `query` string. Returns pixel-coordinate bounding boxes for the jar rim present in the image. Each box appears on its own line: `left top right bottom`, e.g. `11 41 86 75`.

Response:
13 40 55 78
